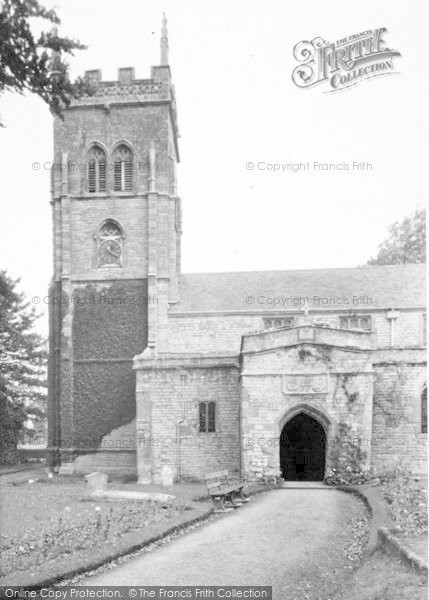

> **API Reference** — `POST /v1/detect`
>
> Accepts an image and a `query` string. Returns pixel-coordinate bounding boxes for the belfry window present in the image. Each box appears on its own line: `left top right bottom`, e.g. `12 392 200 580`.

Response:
113 145 133 191
422 386 427 434
87 145 107 193
199 401 216 433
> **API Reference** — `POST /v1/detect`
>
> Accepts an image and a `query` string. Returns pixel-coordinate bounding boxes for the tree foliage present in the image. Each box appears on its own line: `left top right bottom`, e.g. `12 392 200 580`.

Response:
367 209 426 265
0 0 91 123
0 271 47 464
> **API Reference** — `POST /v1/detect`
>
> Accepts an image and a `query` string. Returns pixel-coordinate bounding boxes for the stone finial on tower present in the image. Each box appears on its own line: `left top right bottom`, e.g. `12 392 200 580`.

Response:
49 27 63 83
160 12 169 65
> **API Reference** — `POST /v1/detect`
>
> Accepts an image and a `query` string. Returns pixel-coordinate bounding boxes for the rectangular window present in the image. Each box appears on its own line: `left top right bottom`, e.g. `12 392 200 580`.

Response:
207 402 216 432
339 316 372 331
264 317 294 330
199 401 216 433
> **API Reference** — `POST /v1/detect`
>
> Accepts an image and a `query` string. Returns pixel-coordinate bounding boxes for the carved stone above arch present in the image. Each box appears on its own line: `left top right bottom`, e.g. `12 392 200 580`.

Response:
278 402 331 435
282 373 329 396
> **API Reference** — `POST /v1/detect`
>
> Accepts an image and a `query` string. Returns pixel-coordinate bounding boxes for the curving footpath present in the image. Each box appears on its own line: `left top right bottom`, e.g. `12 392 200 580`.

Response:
79 488 368 600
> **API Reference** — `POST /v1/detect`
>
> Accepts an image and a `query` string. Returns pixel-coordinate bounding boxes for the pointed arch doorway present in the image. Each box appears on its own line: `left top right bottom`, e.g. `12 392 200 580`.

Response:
280 412 326 481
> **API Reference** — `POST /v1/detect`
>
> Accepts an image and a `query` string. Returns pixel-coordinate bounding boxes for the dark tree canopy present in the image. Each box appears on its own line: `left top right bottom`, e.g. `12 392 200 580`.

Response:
367 209 426 266
0 0 91 123
0 271 47 464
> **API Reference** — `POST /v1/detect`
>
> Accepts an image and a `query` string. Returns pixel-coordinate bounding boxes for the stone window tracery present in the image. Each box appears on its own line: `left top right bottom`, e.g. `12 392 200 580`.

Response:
88 145 107 193
113 145 133 192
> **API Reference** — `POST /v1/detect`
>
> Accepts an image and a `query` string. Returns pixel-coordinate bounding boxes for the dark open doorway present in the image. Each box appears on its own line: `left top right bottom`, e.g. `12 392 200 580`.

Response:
280 413 326 481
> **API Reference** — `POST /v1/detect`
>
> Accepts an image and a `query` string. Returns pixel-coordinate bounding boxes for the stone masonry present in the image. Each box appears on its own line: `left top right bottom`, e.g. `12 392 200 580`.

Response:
47 24 182 473
47 20 427 480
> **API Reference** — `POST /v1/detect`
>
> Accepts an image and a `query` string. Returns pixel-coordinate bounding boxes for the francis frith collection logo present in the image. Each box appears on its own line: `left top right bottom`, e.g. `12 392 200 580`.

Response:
292 28 401 92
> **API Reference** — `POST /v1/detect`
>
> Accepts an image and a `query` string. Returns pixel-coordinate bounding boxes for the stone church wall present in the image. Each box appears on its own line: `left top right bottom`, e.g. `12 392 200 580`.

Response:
136 360 241 483
167 309 425 354
69 196 149 281
167 314 263 353
371 362 427 473
52 102 173 197
49 66 180 473
240 339 374 480
48 58 426 480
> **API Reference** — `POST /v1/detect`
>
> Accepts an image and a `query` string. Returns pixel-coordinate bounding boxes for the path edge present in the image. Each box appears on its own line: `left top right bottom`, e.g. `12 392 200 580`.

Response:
377 527 428 576
2 504 214 590
336 484 428 575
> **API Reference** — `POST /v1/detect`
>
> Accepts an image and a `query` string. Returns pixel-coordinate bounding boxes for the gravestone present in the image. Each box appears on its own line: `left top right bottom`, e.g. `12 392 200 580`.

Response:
85 471 108 494
161 465 174 487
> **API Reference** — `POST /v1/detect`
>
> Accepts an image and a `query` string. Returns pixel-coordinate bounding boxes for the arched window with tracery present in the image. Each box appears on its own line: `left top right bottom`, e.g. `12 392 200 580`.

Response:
97 220 123 267
87 145 107 193
422 385 427 434
113 145 133 191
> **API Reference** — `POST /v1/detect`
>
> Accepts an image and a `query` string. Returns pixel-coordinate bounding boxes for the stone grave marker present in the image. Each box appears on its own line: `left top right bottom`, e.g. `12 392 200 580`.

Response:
85 471 108 495
161 465 174 487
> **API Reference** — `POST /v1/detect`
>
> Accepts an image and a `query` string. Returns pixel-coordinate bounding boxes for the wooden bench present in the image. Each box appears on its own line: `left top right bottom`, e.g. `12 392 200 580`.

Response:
205 470 249 513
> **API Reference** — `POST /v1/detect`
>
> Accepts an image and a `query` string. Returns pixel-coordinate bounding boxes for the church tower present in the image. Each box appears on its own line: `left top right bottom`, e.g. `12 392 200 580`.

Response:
47 15 182 474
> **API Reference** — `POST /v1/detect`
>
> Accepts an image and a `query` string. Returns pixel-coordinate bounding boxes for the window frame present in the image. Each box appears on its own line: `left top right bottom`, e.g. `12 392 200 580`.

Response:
198 401 216 434
113 144 133 192
339 315 372 332
264 317 295 330
87 145 107 193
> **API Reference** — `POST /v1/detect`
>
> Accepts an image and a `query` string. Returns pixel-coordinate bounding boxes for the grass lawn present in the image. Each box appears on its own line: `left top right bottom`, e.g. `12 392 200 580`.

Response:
334 549 428 600
396 533 428 564
0 472 210 585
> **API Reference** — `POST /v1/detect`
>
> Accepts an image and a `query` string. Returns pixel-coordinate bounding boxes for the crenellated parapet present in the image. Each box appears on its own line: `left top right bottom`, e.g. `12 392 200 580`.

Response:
71 68 169 103
68 65 179 149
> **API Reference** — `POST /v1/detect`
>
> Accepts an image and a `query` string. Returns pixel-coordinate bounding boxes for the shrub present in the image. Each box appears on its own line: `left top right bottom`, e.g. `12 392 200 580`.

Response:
325 465 373 486
380 467 428 536
325 422 371 485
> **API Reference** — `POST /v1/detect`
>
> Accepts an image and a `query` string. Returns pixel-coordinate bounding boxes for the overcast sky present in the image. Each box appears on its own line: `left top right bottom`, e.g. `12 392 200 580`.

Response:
0 0 427 335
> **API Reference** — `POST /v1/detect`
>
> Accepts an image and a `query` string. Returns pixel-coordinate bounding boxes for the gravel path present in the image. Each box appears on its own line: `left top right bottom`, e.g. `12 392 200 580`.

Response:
79 488 369 600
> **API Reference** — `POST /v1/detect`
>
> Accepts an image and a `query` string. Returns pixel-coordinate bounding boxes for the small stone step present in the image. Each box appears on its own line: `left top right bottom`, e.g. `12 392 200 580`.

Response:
281 481 331 489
